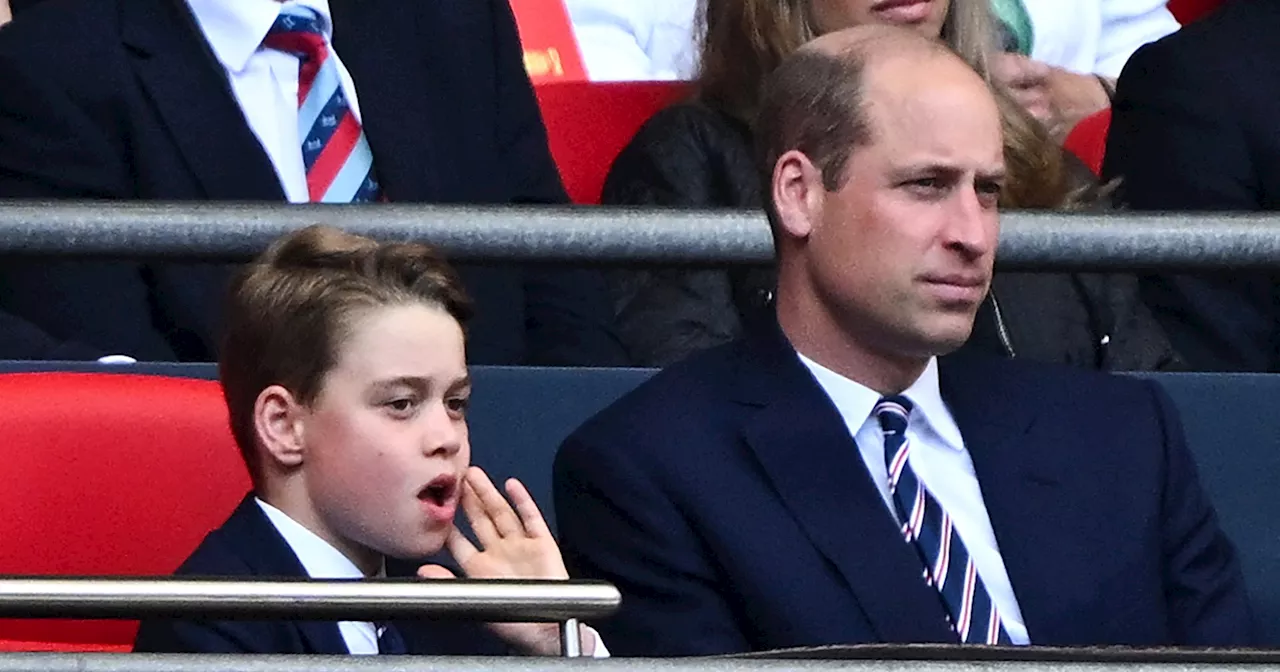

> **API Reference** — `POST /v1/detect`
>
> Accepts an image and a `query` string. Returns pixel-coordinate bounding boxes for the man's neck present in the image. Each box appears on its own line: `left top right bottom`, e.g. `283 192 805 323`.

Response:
776 291 929 396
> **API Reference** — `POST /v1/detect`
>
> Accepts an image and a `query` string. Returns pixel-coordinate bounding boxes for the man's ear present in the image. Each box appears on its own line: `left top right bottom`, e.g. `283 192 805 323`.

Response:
771 150 825 242
253 385 306 470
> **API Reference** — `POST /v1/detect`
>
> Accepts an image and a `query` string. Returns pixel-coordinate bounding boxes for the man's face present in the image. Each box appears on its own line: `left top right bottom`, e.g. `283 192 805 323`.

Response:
803 54 1004 363
296 303 471 565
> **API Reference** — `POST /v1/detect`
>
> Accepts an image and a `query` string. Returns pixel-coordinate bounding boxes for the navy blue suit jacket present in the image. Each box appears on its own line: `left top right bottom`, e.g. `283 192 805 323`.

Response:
133 495 509 655
1103 0 1280 372
553 323 1254 656
0 0 625 366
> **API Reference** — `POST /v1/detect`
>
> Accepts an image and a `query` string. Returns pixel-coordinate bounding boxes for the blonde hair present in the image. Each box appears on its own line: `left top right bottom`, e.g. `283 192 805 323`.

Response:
695 0 1000 123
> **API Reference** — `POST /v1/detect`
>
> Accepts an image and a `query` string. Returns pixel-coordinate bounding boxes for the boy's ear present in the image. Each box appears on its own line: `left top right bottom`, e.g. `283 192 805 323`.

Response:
253 385 306 470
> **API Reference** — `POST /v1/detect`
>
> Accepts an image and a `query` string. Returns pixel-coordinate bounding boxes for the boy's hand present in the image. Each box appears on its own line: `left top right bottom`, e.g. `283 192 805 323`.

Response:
416 466 597 656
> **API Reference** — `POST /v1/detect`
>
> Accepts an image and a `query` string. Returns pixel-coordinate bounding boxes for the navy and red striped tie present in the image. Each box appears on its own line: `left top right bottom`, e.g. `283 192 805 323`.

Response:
876 396 1012 645
263 6 380 203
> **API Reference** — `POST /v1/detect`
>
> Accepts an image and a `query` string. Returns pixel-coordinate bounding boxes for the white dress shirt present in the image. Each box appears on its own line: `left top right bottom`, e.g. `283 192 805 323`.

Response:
184 0 364 203
256 499 382 654
1021 0 1179 77
796 354 1031 645
256 499 611 657
563 0 699 81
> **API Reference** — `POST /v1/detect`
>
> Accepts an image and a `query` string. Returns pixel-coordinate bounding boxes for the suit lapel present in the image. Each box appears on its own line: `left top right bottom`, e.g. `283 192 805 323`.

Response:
220 496 350 655
120 0 284 200
938 355 1069 643
330 0 445 202
734 326 956 643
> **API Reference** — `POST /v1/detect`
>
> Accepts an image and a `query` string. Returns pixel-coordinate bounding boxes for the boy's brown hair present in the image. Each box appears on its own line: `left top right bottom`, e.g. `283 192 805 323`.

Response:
219 225 472 485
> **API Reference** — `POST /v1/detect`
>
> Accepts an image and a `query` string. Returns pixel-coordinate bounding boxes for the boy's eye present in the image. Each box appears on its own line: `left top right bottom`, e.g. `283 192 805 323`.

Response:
386 398 417 412
446 396 470 415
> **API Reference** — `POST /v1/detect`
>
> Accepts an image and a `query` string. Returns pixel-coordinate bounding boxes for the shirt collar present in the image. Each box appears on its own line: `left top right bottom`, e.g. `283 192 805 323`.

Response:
185 0 335 74
796 353 966 452
255 498 383 579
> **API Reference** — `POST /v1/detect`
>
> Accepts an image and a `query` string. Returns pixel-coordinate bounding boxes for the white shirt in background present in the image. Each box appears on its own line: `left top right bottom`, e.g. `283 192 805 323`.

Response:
563 0 699 81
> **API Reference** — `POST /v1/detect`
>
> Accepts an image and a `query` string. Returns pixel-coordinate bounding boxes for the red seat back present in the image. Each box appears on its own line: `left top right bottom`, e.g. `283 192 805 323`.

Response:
536 81 691 204
0 373 248 651
1063 108 1113 177
1167 0 1226 23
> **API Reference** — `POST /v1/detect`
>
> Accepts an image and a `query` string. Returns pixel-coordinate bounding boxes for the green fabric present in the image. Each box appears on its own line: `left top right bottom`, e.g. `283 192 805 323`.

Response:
989 0 1034 55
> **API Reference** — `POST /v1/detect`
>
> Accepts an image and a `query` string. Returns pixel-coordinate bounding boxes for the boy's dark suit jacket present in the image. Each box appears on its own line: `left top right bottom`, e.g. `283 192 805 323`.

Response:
132 495 508 655
1104 0 1280 371
0 0 625 366
554 322 1254 656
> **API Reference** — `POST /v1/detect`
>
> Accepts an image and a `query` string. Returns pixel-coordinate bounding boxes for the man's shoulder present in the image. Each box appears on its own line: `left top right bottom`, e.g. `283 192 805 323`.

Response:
943 353 1163 415
564 342 744 446
0 0 121 54
1125 0 1278 75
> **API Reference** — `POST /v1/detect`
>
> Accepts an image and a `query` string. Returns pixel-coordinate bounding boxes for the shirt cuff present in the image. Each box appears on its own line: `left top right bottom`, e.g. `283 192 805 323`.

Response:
585 625 610 658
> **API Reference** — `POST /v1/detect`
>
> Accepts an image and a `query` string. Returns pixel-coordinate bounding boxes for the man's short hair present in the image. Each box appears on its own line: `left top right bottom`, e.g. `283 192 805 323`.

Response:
755 45 872 230
219 225 472 485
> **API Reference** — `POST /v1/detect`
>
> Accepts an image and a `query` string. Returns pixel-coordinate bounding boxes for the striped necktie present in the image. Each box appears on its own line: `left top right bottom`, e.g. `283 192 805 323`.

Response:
875 396 1012 645
262 6 380 203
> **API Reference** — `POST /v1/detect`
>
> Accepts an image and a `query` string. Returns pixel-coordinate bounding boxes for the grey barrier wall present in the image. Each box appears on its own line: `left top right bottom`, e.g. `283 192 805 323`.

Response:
1 202 1280 269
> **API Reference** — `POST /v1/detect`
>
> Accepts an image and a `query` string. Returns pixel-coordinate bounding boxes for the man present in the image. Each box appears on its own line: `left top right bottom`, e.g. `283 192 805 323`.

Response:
554 25 1252 656
0 0 625 366
1103 0 1280 371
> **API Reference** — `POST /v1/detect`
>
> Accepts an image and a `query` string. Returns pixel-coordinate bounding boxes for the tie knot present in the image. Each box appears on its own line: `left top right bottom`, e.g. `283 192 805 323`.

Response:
264 7 327 61
874 395 913 436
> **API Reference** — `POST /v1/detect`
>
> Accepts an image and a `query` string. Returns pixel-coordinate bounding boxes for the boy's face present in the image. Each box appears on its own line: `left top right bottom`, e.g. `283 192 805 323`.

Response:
294 302 471 568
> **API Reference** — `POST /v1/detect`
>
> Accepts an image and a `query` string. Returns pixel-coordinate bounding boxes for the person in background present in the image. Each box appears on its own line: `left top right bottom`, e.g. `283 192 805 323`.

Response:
566 0 1176 137
991 0 1180 138
555 26 1251 655
1103 0 1280 371
0 0 626 367
0 0 10 26
564 0 698 81
601 0 1178 372
134 225 607 657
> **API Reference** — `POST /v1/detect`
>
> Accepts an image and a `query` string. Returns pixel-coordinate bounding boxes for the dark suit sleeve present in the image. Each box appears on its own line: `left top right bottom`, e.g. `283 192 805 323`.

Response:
0 43 130 198
482 0 628 367
599 108 747 366
554 432 751 656
0 307 104 360
1103 38 1279 371
1145 380 1254 644
133 620 274 654
0 37 174 360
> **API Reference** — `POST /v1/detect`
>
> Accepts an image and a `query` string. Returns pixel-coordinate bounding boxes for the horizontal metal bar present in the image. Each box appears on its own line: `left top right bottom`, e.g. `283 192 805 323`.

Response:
1 202 1279 270
0 577 619 622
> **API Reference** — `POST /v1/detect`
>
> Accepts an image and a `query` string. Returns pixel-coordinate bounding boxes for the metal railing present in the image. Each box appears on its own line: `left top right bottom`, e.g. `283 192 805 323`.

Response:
0 577 620 658
1 202 1279 270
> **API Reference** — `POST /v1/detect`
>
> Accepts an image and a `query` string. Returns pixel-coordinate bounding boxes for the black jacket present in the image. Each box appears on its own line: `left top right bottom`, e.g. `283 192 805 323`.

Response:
1104 0 1280 372
602 102 1180 371
0 0 626 366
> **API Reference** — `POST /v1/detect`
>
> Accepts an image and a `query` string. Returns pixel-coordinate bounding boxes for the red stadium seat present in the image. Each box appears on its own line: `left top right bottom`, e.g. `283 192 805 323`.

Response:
1167 0 1226 23
1063 107 1112 177
0 373 248 652
535 81 691 204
